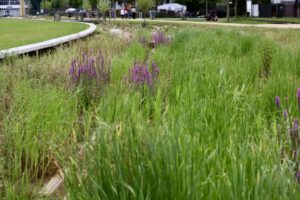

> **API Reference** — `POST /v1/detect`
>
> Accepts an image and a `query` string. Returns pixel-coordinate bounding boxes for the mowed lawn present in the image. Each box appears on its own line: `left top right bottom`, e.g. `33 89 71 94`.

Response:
0 18 88 50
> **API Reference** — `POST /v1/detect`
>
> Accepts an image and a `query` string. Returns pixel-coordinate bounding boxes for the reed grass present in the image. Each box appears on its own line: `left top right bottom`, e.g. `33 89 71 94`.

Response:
1 24 300 199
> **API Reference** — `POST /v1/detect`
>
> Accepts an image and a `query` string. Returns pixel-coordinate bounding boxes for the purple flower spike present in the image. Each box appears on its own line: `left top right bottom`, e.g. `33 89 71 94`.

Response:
297 88 300 114
126 61 160 88
294 119 299 132
275 96 280 109
69 50 111 86
152 31 167 47
295 171 300 184
283 109 288 119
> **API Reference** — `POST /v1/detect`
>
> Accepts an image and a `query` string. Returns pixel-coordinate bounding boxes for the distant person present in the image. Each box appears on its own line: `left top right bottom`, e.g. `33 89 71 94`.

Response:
131 7 136 19
120 8 125 19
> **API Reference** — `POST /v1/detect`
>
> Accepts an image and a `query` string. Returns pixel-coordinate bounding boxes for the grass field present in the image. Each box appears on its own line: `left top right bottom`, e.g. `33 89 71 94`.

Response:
1 22 300 199
0 18 88 50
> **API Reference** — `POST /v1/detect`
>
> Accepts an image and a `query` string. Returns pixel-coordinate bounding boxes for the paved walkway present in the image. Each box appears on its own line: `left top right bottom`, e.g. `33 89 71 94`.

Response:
113 18 300 29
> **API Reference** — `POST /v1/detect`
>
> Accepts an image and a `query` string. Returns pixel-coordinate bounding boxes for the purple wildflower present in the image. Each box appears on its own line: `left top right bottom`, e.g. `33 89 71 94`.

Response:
289 120 299 138
151 62 160 79
152 31 167 47
297 88 300 114
127 62 160 88
275 96 280 109
295 171 300 184
283 109 288 119
69 50 111 85
294 119 299 133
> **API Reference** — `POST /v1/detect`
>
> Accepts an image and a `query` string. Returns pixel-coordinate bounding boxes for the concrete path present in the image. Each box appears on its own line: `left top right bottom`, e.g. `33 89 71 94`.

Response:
114 18 300 30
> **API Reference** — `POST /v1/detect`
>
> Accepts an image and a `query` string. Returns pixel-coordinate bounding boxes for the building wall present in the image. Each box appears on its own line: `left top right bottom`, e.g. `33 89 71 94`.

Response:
0 0 28 16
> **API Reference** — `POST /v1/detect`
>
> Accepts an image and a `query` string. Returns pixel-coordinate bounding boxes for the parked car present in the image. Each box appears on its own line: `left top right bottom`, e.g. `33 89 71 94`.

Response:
3 13 11 17
66 8 86 17
66 8 76 14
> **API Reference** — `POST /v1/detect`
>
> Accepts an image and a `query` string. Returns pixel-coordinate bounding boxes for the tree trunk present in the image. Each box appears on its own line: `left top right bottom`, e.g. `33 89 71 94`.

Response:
206 0 208 15
235 0 237 19
227 0 230 22
103 11 106 21
297 0 299 18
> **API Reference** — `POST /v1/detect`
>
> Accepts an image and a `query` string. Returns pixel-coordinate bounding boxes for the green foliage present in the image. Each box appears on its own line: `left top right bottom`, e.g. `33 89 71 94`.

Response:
97 0 110 20
3 22 300 199
29 0 42 13
260 42 273 78
51 0 68 9
89 0 98 9
136 0 154 25
137 0 154 13
69 0 83 8
175 0 220 11
82 0 92 9
63 27 300 199
41 0 52 10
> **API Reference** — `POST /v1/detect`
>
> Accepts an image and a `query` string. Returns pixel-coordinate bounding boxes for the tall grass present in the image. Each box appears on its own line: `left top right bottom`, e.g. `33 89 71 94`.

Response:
1 25 300 199
65 28 300 199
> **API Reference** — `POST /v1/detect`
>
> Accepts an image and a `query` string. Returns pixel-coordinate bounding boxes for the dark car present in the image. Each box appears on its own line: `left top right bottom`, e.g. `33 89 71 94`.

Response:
66 8 86 17
3 13 11 17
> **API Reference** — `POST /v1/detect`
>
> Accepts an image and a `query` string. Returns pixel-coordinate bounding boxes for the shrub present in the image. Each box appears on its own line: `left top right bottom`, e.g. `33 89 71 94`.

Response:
261 43 273 78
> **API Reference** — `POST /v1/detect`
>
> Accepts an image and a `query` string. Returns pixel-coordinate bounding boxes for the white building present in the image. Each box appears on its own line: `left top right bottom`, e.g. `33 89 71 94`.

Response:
0 0 28 17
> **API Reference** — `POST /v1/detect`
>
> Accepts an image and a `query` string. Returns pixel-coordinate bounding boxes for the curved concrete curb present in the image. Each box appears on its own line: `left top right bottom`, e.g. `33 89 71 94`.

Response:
0 22 97 59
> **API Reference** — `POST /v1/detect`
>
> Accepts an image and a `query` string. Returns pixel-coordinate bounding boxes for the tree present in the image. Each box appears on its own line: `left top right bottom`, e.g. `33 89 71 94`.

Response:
69 0 83 8
175 0 218 13
136 0 154 26
89 0 98 9
29 0 42 14
82 0 92 9
226 0 229 22
97 0 110 21
50 0 68 9
252 0 271 4
234 0 237 18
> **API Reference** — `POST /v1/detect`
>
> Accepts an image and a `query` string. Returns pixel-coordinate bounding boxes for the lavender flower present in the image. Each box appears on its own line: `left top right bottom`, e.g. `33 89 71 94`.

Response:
274 89 300 184
297 88 300 114
283 109 288 119
295 171 300 184
126 62 160 88
69 50 110 85
294 119 299 134
275 96 280 109
152 31 167 47
69 50 111 109
151 62 160 79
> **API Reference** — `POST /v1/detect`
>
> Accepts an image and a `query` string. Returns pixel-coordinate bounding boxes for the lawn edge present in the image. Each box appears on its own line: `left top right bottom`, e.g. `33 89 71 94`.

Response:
0 21 96 59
